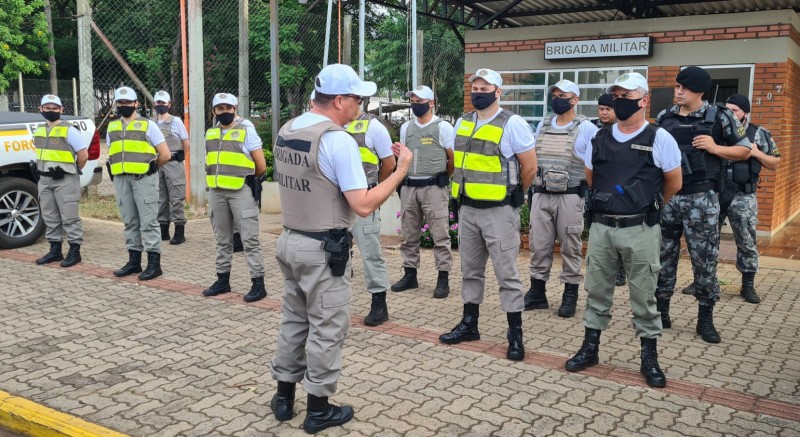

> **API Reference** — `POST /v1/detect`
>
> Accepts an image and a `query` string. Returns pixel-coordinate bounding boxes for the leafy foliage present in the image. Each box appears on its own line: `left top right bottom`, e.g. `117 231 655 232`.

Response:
0 0 50 92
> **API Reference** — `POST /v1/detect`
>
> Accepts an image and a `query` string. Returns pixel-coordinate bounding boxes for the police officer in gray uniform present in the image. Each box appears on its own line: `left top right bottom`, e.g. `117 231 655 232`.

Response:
392 85 455 298
201 93 268 303
565 73 682 388
655 67 751 343
107 87 170 280
724 94 780 304
33 94 87 267
344 100 396 326
526 79 598 318
152 90 189 245
269 64 413 434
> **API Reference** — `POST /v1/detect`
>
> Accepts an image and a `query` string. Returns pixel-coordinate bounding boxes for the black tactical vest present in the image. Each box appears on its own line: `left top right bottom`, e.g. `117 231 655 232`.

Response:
657 106 724 186
728 124 762 193
590 124 662 215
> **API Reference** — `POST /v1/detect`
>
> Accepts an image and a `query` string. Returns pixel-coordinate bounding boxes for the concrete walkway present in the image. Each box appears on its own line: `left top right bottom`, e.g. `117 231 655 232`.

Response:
1 214 798 436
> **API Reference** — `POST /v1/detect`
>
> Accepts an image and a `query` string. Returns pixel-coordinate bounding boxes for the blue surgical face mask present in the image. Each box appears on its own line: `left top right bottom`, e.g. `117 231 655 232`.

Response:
551 97 573 115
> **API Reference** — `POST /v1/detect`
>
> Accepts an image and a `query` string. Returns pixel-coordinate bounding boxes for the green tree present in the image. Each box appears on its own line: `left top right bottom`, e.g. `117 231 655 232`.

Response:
0 0 50 92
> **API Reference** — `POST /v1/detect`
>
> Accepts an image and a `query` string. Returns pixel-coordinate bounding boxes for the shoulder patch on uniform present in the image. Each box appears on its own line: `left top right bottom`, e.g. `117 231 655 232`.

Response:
354 121 365 131
631 143 653 152
134 121 142 129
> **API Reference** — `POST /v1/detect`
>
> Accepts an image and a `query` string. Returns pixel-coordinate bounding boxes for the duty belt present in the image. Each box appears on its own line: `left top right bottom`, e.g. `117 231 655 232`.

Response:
737 182 756 194
460 196 513 209
677 180 715 195
284 227 351 241
593 214 647 229
533 185 586 197
402 177 437 187
36 169 61 177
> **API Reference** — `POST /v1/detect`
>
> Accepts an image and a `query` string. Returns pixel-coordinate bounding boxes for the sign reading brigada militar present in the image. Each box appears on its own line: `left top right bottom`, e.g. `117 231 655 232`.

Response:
544 37 652 60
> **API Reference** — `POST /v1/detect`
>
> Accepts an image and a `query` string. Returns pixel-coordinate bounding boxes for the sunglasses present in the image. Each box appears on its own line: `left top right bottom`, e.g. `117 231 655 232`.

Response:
343 94 364 104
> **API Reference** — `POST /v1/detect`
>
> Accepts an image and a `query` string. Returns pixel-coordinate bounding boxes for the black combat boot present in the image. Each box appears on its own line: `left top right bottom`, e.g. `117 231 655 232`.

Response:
524 278 549 310
243 276 267 302
615 265 627 286
390 267 418 292
439 304 480 344
565 327 601 372
203 272 231 297
696 304 721 343
232 232 244 253
506 312 524 361
433 271 449 299
657 298 671 329
160 223 170 241
640 337 667 388
558 283 579 318
60 243 81 268
113 250 142 277
740 272 760 304
170 224 185 245
138 252 162 280
363 292 388 326
682 283 695 295
270 381 295 421
36 241 63 265
303 394 354 434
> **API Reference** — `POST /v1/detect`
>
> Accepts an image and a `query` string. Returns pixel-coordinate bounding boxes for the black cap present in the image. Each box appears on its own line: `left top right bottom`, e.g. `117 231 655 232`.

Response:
676 66 712 94
597 93 614 108
726 94 751 113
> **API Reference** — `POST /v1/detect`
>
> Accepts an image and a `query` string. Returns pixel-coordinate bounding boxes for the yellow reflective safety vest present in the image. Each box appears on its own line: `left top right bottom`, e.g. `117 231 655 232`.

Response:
33 121 78 174
107 117 157 176
452 110 519 202
345 113 380 184
205 123 255 190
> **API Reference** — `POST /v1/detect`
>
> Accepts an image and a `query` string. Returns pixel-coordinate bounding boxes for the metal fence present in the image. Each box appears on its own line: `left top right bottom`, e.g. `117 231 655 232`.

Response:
84 0 465 138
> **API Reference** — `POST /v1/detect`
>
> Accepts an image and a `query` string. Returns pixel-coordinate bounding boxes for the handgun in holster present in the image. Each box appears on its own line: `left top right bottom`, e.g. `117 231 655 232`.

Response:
323 229 352 277
105 161 114 181
29 161 40 183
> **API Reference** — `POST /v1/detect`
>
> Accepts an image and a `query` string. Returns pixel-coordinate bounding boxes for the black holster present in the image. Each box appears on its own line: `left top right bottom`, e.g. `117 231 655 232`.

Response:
105 161 114 181
29 161 40 183
323 229 352 277
146 161 158 175
509 185 524 208
172 150 185 162
435 172 449 187
50 166 66 180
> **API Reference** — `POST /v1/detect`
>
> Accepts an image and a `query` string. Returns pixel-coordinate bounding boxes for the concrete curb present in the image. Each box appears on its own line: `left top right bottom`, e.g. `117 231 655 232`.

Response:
0 390 127 437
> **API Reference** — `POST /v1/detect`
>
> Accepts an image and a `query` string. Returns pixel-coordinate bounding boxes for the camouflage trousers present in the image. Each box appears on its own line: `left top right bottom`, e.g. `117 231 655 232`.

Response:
720 192 758 274
656 190 720 306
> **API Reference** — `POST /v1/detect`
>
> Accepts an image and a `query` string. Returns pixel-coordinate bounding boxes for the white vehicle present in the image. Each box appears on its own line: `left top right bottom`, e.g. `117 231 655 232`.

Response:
0 111 102 248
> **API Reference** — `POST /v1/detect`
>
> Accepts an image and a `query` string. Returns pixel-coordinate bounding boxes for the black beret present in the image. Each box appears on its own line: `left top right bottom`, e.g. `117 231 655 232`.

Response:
597 93 615 108
676 66 712 94
726 94 751 113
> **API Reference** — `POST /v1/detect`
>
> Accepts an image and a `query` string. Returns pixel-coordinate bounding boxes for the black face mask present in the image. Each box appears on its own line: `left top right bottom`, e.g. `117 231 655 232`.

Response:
155 105 169 115
216 112 235 126
551 97 573 115
41 111 61 122
116 106 136 118
471 92 496 111
411 103 430 118
613 97 643 121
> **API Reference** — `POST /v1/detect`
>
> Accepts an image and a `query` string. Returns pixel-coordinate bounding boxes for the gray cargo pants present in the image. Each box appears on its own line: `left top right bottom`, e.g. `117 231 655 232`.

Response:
114 173 161 253
38 173 83 244
157 160 186 225
351 211 389 294
529 192 585 284
399 185 453 272
208 187 264 277
271 230 352 397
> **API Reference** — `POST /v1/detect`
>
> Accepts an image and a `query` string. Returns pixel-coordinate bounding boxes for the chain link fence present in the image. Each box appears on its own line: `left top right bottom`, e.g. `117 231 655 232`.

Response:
85 0 465 139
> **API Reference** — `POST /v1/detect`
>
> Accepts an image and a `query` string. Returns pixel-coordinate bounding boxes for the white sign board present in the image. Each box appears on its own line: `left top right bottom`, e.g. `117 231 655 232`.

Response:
544 37 652 60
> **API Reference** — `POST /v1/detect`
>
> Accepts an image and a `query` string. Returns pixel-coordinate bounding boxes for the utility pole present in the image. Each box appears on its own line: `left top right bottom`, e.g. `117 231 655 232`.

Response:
238 0 250 118
188 0 206 207
342 15 352 65
43 0 58 94
269 0 280 145
76 0 95 119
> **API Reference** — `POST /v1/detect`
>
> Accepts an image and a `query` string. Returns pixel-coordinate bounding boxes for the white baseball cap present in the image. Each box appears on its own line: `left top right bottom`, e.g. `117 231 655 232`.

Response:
606 72 649 93
40 94 62 107
548 79 580 97
309 91 315 101
468 68 503 88
154 90 171 103
314 64 377 97
114 86 137 102
212 93 238 107
405 85 434 100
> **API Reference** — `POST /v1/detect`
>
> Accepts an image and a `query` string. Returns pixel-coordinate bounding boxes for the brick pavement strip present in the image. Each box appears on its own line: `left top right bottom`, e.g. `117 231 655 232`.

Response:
1 217 799 436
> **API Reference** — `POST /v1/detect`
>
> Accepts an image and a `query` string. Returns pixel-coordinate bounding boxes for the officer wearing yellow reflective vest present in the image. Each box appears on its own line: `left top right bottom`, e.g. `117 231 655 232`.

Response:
107 86 170 280
33 94 88 268
392 85 455 298
344 103 396 326
201 93 268 303
439 68 538 362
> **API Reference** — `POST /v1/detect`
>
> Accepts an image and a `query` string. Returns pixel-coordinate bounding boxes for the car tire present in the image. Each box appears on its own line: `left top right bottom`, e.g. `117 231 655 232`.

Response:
0 177 44 249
